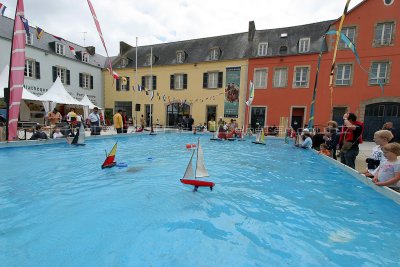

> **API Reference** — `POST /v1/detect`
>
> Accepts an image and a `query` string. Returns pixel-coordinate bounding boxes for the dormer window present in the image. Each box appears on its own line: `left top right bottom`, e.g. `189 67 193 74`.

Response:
56 43 65 55
279 46 288 55
257 42 268 56
298 38 310 53
146 54 155 65
176 51 185 63
82 52 89 63
25 33 33 45
209 47 220 60
120 58 128 67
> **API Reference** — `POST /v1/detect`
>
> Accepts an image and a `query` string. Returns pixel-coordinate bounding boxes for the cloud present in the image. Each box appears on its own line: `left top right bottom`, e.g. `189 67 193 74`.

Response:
2 0 364 57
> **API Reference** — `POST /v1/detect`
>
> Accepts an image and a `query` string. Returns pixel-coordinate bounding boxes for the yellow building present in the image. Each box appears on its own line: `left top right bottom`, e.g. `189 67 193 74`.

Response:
103 32 252 129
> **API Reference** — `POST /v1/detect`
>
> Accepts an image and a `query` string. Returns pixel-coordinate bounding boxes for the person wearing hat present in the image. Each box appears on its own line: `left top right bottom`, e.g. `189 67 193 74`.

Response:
88 107 101 135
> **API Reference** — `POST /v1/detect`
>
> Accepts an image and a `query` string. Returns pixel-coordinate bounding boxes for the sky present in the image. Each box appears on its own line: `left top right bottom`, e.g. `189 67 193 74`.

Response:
2 0 364 57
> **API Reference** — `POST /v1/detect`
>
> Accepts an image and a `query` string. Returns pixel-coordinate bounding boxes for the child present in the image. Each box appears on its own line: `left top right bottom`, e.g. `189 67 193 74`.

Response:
364 130 393 177
319 143 331 156
373 143 400 189
53 127 64 139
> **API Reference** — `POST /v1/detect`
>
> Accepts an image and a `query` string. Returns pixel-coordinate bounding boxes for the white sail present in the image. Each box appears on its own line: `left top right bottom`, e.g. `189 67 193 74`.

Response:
77 123 85 144
183 150 195 179
255 131 261 142
195 140 209 178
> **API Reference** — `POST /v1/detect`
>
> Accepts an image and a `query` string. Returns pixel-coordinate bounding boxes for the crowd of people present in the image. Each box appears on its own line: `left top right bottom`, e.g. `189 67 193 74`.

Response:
294 112 399 190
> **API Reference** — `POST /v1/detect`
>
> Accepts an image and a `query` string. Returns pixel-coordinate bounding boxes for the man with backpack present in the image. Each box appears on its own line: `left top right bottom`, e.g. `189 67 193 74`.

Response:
339 112 364 169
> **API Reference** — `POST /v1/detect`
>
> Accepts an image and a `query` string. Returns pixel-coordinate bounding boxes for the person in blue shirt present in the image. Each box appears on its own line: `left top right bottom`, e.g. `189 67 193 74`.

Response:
295 132 313 149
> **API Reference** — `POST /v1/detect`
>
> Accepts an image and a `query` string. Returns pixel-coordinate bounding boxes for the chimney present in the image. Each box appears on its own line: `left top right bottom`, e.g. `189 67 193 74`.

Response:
248 21 256 41
85 46 95 55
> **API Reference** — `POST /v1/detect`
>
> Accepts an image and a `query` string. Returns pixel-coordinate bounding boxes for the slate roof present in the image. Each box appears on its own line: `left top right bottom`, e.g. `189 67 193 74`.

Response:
114 20 334 69
0 16 107 68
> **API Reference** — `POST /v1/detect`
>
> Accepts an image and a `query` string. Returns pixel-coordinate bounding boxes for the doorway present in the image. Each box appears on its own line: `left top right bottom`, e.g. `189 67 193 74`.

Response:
332 107 348 127
145 104 153 127
291 107 305 132
166 103 190 127
363 102 400 141
250 107 266 130
206 105 217 123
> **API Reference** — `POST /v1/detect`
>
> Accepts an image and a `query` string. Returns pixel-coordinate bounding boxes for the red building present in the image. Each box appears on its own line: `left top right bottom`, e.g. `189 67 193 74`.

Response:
246 0 399 140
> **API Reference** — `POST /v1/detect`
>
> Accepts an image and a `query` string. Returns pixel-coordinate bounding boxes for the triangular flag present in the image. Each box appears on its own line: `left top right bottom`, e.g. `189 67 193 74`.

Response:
246 80 255 106
35 27 44 40
19 16 30 35
69 45 76 56
0 3 6 16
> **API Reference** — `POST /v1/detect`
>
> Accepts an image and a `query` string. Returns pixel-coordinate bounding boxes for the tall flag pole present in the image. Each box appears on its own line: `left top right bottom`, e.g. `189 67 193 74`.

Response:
6 0 26 141
149 46 153 129
329 0 351 110
135 37 138 129
86 0 113 77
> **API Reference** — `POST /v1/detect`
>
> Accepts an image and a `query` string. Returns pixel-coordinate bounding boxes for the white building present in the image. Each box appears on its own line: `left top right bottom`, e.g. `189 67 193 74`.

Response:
0 15 106 119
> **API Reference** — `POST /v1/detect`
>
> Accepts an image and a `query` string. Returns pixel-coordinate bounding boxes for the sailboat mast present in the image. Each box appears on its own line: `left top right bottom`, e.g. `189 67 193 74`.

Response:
194 137 199 178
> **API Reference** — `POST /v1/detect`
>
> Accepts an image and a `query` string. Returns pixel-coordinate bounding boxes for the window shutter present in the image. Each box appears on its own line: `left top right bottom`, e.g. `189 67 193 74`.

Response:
218 72 223 88
90 75 94 89
116 78 120 91
52 66 57 82
79 73 83 87
35 62 40 79
66 69 70 85
170 75 174 89
203 73 208 88
126 77 130 91
141 76 145 88
152 76 157 90
183 74 188 89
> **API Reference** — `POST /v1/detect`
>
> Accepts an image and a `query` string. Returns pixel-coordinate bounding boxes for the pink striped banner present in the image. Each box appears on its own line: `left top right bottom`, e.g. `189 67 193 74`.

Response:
7 0 26 141
86 0 113 75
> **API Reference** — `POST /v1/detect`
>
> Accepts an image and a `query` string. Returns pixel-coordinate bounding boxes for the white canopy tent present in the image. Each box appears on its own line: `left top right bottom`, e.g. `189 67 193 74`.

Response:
39 77 83 113
0 65 41 101
80 94 102 119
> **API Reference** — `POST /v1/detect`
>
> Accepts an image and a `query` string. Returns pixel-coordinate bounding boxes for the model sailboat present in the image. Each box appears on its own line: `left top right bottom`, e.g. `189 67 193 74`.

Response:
252 129 266 145
238 124 246 141
101 142 118 169
67 123 86 146
210 126 222 141
180 138 215 191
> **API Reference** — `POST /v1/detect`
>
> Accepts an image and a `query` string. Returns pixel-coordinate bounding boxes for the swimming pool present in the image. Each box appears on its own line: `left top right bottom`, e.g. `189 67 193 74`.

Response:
0 134 399 266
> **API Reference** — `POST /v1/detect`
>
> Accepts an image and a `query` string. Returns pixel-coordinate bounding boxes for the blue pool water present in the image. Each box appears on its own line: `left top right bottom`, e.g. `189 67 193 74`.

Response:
0 134 399 266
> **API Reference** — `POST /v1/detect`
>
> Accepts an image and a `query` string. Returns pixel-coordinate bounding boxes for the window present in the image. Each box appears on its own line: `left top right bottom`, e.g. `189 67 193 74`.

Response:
82 53 89 63
120 58 128 67
279 46 288 55
120 77 129 91
293 66 310 88
209 48 220 60
208 72 219 88
257 43 268 56
57 67 67 84
24 59 35 78
176 51 185 63
56 43 65 55
174 74 184 89
298 38 310 53
273 68 288 88
340 27 356 48
141 75 157 90
369 62 389 85
82 74 91 89
25 33 33 45
254 69 267 88
335 64 353 86
374 22 394 45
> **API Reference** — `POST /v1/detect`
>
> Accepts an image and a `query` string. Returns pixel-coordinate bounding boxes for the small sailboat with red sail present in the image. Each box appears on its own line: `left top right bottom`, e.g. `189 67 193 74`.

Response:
101 142 118 169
